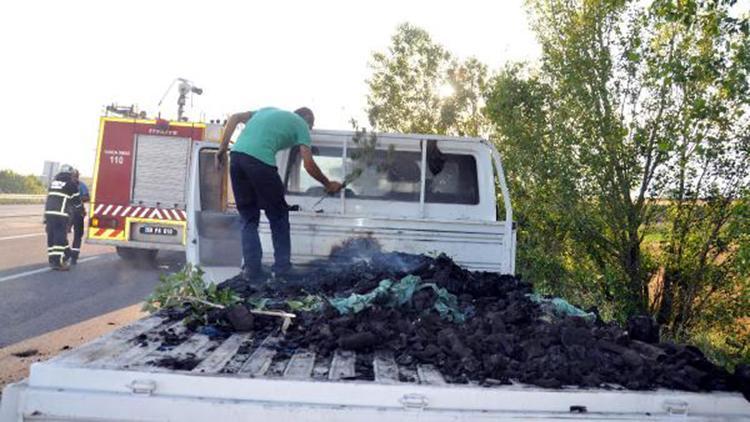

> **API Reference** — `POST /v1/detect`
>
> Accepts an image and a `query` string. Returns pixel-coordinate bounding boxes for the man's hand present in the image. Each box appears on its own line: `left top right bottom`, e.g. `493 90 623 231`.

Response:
215 149 228 170
325 181 343 194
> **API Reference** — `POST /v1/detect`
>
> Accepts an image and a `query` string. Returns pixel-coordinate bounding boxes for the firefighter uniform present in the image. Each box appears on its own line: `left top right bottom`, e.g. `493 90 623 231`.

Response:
44 168 83 269
70 178 89 264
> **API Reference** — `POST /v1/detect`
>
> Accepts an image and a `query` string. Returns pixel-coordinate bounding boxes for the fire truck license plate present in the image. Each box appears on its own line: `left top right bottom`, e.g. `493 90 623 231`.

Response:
139 226 177 236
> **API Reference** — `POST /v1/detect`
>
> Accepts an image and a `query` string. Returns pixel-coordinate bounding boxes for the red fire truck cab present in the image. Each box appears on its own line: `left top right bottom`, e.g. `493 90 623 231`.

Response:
87 117 219 260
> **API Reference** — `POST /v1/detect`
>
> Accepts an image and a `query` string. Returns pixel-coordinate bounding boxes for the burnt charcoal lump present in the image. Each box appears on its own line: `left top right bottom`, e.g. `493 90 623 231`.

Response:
226 305 255 332
627 315 660 344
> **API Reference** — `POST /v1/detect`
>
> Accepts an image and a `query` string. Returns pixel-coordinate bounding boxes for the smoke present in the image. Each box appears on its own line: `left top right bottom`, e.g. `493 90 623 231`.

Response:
328 237 382 263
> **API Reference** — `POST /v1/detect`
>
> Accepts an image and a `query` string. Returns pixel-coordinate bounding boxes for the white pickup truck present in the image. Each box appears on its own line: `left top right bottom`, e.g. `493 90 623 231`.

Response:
2 131 749 421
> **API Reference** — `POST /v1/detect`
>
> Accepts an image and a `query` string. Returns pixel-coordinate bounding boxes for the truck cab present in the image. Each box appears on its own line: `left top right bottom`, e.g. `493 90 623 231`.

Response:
188 129 516 282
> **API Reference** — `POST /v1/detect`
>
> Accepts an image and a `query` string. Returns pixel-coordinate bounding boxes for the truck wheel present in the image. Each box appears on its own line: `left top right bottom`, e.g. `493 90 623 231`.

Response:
116 247 158 262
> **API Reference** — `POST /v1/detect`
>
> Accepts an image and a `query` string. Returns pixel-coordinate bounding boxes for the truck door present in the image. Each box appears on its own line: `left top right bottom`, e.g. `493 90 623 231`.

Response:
188 145 243 269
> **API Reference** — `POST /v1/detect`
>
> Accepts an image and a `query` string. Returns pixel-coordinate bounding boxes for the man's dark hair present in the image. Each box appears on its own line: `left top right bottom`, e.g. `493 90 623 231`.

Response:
294 107 315 128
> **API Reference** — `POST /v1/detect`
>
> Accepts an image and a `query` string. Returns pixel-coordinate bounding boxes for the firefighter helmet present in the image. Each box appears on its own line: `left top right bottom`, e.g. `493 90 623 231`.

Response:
59 164 75 174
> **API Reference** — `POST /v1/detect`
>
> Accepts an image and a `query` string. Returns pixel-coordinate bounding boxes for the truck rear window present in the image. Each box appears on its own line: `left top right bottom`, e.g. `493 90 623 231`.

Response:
285 146 479 205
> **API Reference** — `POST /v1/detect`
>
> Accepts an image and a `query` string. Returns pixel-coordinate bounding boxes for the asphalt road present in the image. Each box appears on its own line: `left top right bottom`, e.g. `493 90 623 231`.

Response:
0 204 185 347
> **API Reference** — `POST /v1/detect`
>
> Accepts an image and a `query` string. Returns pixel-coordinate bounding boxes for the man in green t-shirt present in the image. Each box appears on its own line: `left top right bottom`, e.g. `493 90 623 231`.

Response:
216 107 342 281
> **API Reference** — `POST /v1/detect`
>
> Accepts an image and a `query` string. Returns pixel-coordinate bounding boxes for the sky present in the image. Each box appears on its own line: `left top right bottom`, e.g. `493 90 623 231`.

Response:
0 0 542 176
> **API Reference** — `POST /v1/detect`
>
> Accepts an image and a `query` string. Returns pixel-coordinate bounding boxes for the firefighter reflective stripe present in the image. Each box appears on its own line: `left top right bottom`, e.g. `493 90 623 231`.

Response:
48 192 72 198
48 246 67 256
48 191 79 199
45 211 69 217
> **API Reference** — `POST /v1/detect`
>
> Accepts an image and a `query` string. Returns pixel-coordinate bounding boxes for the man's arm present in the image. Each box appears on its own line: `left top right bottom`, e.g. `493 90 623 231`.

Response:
299 145 342 193
215 111 253 169
80 183 90 203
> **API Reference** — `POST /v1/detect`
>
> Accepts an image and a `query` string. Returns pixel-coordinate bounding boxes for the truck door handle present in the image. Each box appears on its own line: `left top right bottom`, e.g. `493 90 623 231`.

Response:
663 399 689 416
400 393 429 410
128 379 157 395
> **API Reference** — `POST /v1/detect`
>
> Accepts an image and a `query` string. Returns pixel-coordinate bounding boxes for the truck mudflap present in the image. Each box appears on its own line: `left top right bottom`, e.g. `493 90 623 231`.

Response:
3 316 748 422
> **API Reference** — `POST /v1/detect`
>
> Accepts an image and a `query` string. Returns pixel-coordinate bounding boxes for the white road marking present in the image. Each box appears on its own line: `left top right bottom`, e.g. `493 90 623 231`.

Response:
0 256 103 284
0 232 45 241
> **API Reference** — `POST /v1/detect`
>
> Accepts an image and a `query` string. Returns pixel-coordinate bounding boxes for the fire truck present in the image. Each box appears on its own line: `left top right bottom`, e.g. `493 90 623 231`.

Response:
86 79 222 260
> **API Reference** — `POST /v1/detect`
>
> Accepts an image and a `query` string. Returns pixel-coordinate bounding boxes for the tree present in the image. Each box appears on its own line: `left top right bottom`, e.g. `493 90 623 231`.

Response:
367 23 489 137
0 169 45 194
441 58 491 136
485 0 750 351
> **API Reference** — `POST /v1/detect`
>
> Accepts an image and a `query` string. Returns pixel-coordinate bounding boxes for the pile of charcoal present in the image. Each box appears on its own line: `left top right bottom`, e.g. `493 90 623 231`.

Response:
213 250 749 397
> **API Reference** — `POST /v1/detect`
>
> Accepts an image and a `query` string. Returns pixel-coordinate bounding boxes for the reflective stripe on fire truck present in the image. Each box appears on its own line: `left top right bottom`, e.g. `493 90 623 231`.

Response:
88 227 125 240
91 204 187 220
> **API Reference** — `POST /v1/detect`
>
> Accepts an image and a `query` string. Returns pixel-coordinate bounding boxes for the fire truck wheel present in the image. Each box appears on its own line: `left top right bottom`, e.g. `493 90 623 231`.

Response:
116 247 158 262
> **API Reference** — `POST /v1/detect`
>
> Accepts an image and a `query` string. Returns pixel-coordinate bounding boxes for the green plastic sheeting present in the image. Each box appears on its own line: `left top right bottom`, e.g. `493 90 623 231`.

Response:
328 275 465 323
527 294 596 322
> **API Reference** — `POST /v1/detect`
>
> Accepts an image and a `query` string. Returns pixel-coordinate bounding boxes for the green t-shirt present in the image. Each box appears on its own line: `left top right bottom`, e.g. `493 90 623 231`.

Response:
231 107 312 166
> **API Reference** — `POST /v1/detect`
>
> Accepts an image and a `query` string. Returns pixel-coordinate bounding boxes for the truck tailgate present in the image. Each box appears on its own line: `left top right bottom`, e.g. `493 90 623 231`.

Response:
196 211 516 274
3 316 748 421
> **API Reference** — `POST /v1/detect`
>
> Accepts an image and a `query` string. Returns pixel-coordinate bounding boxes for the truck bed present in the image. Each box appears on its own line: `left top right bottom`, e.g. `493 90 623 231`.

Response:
3 315 749 421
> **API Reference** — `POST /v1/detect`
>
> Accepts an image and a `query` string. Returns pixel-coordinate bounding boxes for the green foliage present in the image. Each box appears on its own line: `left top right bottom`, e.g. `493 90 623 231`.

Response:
348 125 398 183
0 169 45 194
484 0 750 359
143 264 241 324
367 23 489 136
286 294 324 312
247 297 269 311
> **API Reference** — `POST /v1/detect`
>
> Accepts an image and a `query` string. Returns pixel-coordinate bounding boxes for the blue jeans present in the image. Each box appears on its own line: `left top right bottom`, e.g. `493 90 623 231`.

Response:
229 152 291 273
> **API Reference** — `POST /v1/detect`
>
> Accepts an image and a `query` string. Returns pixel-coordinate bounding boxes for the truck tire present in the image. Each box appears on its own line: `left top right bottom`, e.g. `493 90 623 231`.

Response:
116 247 158 262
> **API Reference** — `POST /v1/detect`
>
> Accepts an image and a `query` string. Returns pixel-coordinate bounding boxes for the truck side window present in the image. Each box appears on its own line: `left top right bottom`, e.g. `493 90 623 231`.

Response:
425 154 479 205
285 146 478 204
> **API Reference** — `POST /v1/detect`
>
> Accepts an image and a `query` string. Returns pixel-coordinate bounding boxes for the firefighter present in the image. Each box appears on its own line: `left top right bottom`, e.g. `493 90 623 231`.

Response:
44 164 83 270
215 107 342 281
69 169 89 265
